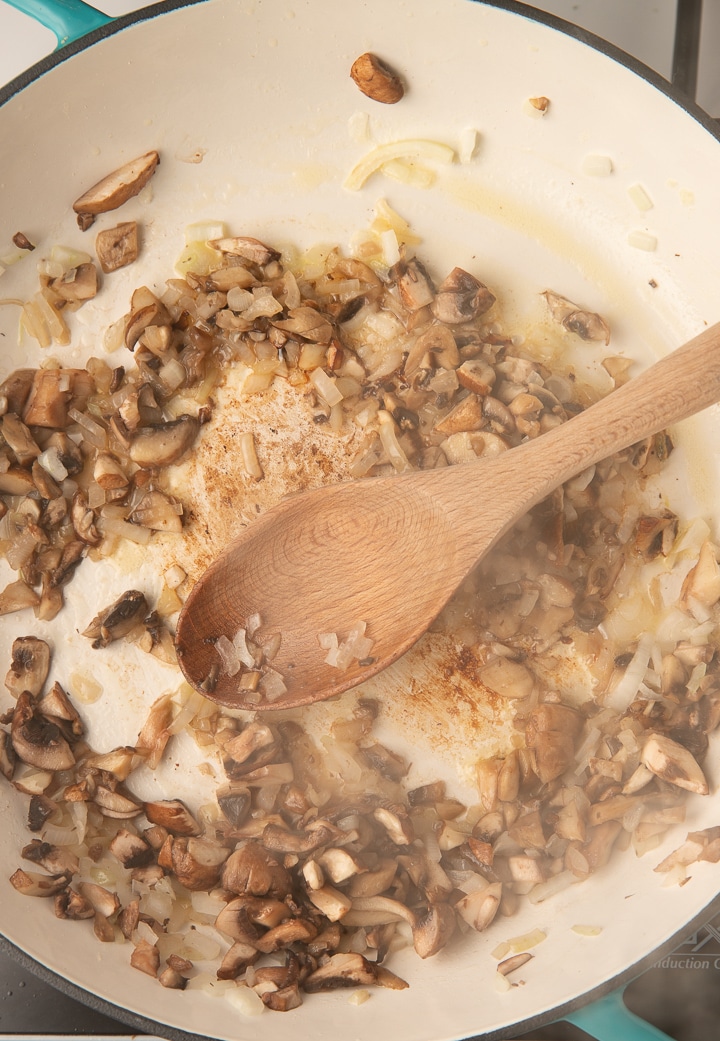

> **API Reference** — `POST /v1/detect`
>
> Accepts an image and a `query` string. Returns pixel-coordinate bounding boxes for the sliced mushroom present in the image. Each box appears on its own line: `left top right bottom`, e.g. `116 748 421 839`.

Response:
303 952 378 992
96 221 139 273
82 590 148 648
262 982 303 1012
0 369 35 415
431 268 495 324
135 693 173 770
526 702 584 784
253 917 318 954
73 150 160 225
93 786 144 818
0 731 16 781
5 636 50 698
128 414 200 469
217 941 260 980
11 691 75 771
130 490 183 532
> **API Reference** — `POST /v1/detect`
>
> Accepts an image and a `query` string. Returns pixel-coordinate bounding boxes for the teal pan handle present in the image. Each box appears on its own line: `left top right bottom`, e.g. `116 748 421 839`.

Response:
3 0 113 48
564 987 674 1041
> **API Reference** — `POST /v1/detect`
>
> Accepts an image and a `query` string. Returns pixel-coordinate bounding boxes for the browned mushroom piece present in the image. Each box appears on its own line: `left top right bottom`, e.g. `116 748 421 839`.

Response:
220 841 292 898
93 786 144 819
70 490 101 545
272 306 333 344
262 983 303 1012
96 221 139 273
0 731 16 781
209 236 280 266
350 52 405 104
22 839 79 875
10 691 75 771
303 952 378 992
144 798 201 836
109 828 154 869
0 580 41 616
158 966 188 990
392 256 435 311
431 268 496 324
217 941 259 980
216 784 252 828
166 836 229 891
412 902 456 958
5 636 50 698
525 702 584 784
130 938 160 977
73 150 160 227
51 262 98 303
254 916 318 954
128 414 200 469
129 490 183 533
542 289 611 345
54 887 95 920
1 413 40 466
9 867 71 897
82 590 148 649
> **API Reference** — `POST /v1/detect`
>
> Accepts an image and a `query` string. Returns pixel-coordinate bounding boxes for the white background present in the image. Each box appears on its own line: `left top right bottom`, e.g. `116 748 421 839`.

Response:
1 0 720 116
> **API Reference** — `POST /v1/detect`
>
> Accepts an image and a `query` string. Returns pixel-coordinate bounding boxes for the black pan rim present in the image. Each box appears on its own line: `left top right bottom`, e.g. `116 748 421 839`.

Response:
1 0 720 1038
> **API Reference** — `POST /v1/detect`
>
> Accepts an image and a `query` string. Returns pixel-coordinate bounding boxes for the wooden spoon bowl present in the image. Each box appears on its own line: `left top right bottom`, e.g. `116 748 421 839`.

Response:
175 322 720 710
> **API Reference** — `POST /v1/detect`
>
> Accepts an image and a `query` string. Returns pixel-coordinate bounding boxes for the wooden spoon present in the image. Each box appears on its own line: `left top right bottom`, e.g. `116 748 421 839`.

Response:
175 322 720 710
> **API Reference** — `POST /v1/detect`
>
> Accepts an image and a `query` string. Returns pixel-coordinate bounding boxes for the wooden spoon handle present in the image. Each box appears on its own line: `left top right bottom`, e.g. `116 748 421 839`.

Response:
516 319 720 489
414 321 720 562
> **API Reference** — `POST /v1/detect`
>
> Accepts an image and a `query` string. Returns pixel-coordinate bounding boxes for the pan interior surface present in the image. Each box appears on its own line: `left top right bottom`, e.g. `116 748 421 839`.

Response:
2 2 720 1039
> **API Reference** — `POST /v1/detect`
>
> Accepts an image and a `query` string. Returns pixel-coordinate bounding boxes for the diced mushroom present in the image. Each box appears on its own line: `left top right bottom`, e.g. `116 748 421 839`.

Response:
71 490 101 545
641 733 709 795
22 840 78 875
158 966 188 990
130 938 160 977
307 885 353 922
221 841 292 898
128 414 200 469
96 221 139 273
22 370 75 429
38 681 83 737
5 636 50 698
455 882 502 932
73 150 160 226
350 52 404 104
372 806 414 845
542 290 610 345
215 894 291 943
82 590 148 648
51 263 98 303
209 236 280 266
272 306 333 344
166 836 229 890
434 394 484 435
54 887 95 920
144 798 201 835
109 828 154 868
412 903 456 958
253 917 319 954
526 703 584 783
10 691 75 771
135 694 173 770
431 268 495 324
1 413 40 466
261 983 303 1012
680 541 720 608
9 868 71 897
216 784 252 828
456 358 496 396
0 731 16 781
392 257 435 311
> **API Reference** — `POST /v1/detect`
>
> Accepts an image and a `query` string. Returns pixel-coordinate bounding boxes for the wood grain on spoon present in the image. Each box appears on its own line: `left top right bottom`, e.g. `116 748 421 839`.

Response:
175 322 720 710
